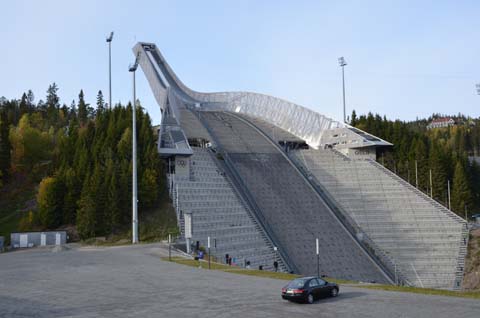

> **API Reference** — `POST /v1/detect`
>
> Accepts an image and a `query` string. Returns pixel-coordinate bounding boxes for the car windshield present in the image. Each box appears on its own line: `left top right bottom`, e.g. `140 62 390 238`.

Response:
287 278 308 288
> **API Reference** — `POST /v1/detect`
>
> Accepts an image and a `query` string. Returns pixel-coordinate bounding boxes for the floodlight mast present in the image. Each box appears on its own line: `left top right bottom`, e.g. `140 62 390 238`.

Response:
129 52 140 244
106 32 114 109
338 57 347 124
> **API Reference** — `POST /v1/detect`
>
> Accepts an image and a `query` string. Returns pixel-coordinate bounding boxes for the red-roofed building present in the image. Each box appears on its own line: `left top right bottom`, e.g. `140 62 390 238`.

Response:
427 117 456 130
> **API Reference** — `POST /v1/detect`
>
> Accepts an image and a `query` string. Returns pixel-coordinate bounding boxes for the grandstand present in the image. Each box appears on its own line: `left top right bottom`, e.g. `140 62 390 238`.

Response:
134 42 468 289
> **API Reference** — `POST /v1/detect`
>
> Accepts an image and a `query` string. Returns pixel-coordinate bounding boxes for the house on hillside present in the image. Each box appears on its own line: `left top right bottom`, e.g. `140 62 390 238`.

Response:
427 117 456 130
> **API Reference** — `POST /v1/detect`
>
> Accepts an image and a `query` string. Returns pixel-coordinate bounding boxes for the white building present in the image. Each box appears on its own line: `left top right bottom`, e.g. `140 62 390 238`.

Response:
427 118 456 130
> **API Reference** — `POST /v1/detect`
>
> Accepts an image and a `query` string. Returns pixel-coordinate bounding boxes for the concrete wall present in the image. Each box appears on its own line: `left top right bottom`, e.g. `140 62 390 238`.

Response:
10 231 67 249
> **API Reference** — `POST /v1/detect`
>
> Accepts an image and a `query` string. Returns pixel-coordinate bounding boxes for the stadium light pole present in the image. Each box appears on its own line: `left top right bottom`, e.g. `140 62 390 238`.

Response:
129 52 140 244
106 32 114 109
338 57 347 123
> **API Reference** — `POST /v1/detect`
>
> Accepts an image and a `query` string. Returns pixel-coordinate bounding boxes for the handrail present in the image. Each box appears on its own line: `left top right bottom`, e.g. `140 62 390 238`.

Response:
195 111 298 273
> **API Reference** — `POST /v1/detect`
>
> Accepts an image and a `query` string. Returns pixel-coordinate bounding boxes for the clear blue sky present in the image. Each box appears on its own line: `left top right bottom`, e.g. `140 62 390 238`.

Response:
1 0 480 125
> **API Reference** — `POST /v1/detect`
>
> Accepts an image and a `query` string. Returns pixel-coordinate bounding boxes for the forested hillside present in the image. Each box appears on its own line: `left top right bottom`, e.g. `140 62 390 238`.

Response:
351 110 480 217
0 84 176 243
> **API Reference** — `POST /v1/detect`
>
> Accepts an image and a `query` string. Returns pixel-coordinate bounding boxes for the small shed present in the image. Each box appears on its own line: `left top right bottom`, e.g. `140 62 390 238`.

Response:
10 231 67 249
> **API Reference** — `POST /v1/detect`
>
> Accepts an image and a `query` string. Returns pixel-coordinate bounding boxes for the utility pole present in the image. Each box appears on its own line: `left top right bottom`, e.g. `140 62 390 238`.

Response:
338 57 347 123
129 52 140 244
106 32 114 109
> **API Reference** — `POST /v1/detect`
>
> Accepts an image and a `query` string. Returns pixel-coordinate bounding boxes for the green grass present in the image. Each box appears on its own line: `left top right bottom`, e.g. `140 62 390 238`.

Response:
359 284 480 299
162 257 355 285
165 257 480 299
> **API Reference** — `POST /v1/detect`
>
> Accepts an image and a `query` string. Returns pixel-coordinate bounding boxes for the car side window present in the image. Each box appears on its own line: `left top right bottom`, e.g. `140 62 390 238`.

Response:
317 278 326 285
309 279 319 288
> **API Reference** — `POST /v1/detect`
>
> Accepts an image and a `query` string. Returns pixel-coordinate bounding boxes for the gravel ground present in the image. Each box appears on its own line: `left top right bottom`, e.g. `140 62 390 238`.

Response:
0 243 479 318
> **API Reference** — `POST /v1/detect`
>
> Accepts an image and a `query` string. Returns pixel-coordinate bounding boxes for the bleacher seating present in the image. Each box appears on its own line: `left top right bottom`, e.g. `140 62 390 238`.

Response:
292 148 467 289
173 146 280 270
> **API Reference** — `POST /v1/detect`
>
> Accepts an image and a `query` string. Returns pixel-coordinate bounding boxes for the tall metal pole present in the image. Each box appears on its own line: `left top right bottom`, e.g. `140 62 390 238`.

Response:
415 160 418 188
109 41 112 109
447 180 451 210
129 52 140 245
338 57 347 123
342 66 346 123
106 32 113 109
132 69 138 244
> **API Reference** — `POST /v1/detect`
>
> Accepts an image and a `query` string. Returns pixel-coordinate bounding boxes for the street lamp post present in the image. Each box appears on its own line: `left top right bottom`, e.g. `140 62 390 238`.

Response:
129 53 140 244
338 57 347 123
106 32 114 109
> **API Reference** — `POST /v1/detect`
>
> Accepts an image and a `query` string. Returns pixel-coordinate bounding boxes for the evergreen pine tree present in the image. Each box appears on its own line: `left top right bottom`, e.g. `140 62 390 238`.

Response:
96 90 105 115
415 138 429 191
350 110 357 126
62 167 79 224
46 83 60 126
78 90 88 125
429 143 447 202
452 161 472 215
76 172 97 239
26 90 35 111
19 93 29 116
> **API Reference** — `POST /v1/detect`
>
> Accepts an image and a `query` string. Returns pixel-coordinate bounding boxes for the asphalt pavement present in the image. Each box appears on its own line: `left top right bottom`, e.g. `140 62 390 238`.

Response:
0 243 478 318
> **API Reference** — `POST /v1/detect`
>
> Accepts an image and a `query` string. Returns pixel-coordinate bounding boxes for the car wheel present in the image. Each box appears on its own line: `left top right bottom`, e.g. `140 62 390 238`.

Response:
331 288 339 297
307 293 314 304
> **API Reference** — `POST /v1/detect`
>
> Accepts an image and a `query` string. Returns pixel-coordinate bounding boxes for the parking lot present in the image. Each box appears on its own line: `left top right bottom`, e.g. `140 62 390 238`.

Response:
0 243 479 318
